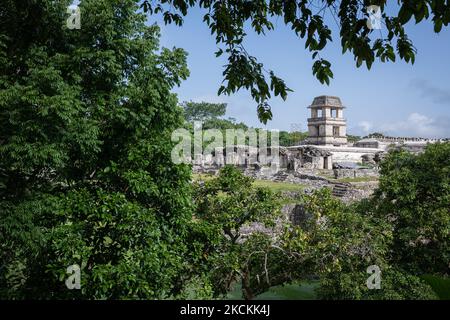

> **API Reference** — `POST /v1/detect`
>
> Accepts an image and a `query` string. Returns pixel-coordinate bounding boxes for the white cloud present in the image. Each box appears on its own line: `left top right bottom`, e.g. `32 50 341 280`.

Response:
379 113 450 138
349 113 450 138
347 121 373 136
357 121 373 134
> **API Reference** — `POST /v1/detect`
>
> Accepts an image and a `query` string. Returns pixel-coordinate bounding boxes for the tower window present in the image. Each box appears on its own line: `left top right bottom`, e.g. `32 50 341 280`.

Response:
333 126 340 137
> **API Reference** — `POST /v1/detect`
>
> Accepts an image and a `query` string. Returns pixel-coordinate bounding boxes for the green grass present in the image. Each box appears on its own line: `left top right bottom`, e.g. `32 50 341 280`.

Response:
421 275 450 300
255 282 318 300
192 173 215 182
252 180 305 193
192 173 305 193
226 281 319 300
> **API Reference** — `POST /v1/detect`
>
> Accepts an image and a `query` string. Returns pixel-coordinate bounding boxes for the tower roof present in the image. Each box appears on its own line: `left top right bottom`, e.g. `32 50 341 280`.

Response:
308 95 345 109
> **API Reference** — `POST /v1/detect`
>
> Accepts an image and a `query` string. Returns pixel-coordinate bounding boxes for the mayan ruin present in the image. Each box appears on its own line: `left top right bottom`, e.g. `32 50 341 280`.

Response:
193 95 447 202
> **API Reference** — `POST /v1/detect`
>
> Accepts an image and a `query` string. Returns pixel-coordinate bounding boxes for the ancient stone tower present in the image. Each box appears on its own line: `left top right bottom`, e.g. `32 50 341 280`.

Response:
306 95 347 146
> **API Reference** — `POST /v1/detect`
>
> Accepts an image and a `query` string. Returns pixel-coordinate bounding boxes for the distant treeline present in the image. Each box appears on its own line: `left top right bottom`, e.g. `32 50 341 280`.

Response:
181 101 308 146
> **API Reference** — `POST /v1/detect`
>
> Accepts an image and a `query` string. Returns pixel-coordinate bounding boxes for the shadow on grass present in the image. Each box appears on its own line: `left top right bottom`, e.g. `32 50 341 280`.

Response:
226 281 319 300
421 275 450 300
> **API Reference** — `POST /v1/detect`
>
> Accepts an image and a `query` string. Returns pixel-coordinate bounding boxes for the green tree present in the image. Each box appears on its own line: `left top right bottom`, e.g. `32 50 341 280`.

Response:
281 189 438 300
279 130 308 146
141 0 450 122
373 142 450 275
347 134 362 143
0 0 193 299
182 101 227 122
192 166 283 299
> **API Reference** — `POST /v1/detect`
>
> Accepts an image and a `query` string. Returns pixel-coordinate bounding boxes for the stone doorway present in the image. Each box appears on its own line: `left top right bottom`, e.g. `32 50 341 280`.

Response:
324 156 330 169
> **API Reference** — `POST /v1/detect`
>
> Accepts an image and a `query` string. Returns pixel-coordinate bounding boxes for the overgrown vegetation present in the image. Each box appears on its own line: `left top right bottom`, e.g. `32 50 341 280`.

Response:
193 173 306 193
0 1 448 300
188 144 449 300
0 0 193 299
182 101 308 147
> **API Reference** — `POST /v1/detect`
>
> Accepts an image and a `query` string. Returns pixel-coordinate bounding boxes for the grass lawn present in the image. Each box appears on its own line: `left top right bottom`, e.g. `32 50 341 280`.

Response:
421 275 450 300
252 180 305 193
226 281 319 300
193 173 305 193
192 173 215 182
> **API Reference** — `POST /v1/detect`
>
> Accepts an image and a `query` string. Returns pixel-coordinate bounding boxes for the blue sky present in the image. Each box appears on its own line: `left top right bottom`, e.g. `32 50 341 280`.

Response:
149 4 450 138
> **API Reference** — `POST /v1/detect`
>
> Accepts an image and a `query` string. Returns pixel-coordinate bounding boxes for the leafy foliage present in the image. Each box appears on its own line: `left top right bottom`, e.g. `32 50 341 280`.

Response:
279 130 309 146
285 143 450 299
0 0 193 299
140 0 449 122
372 142 450 275
181 100 307 147
285 144 449 300
191 166 284 299
347 134 362 143
182 101 227 122
280 189 439 300
318 266 438 300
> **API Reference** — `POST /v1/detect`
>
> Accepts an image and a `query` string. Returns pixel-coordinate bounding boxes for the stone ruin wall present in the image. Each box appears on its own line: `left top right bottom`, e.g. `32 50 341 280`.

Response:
368 135 448 143
192 144 382 181
333 168 379 179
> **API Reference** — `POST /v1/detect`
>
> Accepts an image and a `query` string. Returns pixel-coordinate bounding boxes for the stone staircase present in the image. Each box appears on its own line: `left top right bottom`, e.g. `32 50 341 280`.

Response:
273 171 289 182
331 182 351 198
